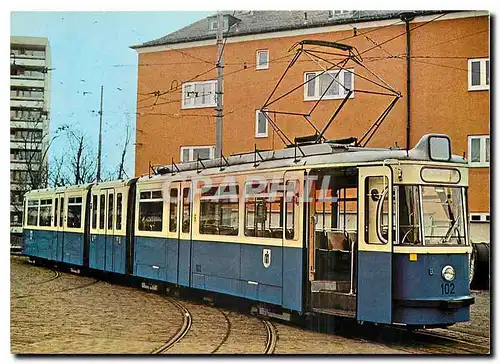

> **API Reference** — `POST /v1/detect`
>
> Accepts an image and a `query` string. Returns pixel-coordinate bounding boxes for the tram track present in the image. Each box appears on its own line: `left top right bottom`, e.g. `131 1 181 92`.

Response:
210 308 232 354
151 297 192 354
262 319 278 354
12 267 100 300
415 328 490 353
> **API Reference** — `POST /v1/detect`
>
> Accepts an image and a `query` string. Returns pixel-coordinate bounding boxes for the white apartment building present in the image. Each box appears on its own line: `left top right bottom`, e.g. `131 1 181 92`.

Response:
10 36 51 237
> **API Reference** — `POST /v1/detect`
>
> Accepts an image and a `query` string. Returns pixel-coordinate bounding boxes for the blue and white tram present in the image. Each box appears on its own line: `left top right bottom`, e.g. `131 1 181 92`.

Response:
22 134 474 328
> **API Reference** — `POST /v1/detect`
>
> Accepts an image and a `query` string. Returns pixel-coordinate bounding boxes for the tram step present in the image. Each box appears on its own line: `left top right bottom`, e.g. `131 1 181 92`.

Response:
311 291 356 311
311 280 351 293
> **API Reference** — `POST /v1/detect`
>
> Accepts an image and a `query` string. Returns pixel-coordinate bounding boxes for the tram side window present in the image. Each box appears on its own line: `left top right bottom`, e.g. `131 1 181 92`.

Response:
108 193 114 230
54 198 58 227
182 188 191 233
199 184 239 236
138 190 163 232
67 196 83 228
116 193 122 230
245 181 284 238
169 188 178 233
39 199 53 226
92 195 98 229
285 181 299 240
59 198 64 227
27 199 39 226
99 194 105 229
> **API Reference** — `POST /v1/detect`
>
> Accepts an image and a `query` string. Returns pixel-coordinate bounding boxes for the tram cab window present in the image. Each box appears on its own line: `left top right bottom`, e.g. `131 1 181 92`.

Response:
39 199 53 226
245 180 284 238
397 186 421 245
27 199 39 226
182 188 191 233
199 184 239 236
169 188 178 233
67 196 83 228
138 190 163 232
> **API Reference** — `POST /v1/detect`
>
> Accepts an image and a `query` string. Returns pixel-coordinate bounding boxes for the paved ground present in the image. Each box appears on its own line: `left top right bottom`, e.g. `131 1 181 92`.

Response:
10 256 490 354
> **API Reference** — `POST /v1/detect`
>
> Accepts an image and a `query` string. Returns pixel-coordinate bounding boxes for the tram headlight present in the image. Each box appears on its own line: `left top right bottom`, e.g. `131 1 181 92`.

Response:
441 265 456 282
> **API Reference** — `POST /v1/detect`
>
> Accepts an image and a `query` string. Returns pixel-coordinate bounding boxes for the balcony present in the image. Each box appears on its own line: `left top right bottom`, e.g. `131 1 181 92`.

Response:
10 99 45 109
11 120 47 130
10 78 45 89
10 57 46 68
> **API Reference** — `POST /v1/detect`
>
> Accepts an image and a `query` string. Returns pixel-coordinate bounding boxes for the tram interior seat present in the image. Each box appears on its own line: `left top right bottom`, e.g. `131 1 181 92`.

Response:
315 230 357 284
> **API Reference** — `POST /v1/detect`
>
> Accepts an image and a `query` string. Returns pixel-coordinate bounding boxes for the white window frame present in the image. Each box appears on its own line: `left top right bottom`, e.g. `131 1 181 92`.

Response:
181 80 217 109
180 145 215 163
468 58 489 91
303 69 355 101
468 135 490 167
256 50 269 70
209 18 229 32
469 212 490 223
328 10 351 19
255 109 269 138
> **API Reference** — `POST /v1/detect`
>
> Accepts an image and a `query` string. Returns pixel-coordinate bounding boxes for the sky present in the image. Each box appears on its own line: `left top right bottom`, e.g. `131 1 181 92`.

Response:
10 11 212 179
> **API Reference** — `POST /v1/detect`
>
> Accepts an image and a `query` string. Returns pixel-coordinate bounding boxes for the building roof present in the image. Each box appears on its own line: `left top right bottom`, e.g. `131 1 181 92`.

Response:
132 10 443 49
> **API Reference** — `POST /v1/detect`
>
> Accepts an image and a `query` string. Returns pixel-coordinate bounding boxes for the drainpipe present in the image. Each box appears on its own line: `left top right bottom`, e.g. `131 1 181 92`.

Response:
400 12 416 150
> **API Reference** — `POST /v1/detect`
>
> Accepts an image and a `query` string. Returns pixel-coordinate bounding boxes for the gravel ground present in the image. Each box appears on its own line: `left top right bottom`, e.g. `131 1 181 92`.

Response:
10 256 490 354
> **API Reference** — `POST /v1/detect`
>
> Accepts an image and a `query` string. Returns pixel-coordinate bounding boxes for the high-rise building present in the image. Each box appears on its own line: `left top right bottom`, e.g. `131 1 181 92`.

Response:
10 36 51 241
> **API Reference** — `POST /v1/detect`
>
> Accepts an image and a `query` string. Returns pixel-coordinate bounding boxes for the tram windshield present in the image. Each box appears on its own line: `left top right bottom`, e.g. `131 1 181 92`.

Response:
397 185 466 245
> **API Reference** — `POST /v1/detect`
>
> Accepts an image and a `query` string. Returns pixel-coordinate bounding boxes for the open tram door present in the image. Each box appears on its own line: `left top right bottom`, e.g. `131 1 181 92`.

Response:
357 165 393 324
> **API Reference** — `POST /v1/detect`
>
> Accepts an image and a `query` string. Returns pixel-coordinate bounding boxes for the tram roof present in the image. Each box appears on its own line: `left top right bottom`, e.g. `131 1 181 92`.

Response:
139 134 467 182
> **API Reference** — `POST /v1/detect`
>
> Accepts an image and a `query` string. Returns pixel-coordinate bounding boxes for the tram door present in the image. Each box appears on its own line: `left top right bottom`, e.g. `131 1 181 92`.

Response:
104 189 116 272
54 193 65 261
90 189 115 271
357 166 393 324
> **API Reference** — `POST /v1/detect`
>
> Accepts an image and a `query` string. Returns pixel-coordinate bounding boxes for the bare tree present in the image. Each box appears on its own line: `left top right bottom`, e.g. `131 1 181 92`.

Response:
66 130 97 185
117 121 131 180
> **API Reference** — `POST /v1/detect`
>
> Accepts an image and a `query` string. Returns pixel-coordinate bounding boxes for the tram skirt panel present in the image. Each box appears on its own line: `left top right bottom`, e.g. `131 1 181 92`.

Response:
62 232 85 266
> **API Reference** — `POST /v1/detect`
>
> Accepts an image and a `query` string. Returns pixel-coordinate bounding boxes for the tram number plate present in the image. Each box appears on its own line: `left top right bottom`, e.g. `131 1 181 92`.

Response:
440 283 455 295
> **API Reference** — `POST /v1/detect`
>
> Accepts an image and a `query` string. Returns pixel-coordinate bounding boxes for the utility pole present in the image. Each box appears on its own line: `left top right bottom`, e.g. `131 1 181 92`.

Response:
215 11 224 158
96 85 103 182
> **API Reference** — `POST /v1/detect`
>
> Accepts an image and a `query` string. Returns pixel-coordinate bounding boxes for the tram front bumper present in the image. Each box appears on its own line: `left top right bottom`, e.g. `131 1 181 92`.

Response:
394 296 475 309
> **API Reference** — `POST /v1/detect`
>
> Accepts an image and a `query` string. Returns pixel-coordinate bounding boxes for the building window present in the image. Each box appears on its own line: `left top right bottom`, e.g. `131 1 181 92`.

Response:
255 109 269 138
468 135 490 167
256 50 269 70
468 58 489 91
209 17 229 32
199 184 239 236
328 10 351 19
470 212 490 223
138 190 163 232
180 146 215 163
182 80 217 109
304 69 354 101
